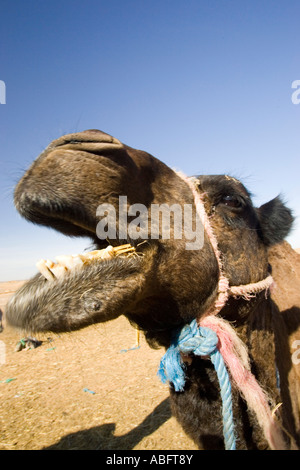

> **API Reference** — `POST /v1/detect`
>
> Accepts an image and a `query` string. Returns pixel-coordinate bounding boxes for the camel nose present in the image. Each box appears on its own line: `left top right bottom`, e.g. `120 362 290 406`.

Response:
81 129 110 136
12 130 136 239
52 129 123 149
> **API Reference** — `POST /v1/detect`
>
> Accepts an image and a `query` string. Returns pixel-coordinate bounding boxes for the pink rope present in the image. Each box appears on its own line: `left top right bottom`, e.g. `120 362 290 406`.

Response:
229 274 274 300
176 173 222 267
201 315 288 450
177 172 288 450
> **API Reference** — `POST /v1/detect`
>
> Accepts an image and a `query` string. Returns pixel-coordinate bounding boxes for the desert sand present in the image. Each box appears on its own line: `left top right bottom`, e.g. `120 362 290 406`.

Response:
0 280 196 450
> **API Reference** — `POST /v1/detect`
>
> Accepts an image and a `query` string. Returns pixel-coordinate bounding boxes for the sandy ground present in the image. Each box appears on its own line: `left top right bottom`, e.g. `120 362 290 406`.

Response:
0 281 197 451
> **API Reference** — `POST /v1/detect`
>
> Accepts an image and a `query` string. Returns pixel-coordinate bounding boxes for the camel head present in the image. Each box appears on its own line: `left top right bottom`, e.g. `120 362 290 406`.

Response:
6 129 294 347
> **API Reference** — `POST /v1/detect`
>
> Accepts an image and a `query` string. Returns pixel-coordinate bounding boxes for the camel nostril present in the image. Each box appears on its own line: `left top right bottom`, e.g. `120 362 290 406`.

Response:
83 298 102 313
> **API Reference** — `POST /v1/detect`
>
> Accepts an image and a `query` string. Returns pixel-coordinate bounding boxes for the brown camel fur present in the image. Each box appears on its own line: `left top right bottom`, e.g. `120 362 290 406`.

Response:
6 129 300 449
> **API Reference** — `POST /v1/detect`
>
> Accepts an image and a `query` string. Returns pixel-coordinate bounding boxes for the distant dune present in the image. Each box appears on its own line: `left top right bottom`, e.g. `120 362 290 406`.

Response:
0 280 26 310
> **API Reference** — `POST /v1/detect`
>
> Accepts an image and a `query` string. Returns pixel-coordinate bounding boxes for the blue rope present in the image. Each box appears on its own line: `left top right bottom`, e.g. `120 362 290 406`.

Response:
158 319 236 450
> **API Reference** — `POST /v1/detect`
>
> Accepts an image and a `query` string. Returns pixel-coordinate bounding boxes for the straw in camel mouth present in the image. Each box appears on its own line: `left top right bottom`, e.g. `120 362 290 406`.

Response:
36 244 136 281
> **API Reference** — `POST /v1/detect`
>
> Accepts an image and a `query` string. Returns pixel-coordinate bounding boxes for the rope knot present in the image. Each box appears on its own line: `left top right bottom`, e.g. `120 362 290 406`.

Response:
158 319 219 393
178 321 218 356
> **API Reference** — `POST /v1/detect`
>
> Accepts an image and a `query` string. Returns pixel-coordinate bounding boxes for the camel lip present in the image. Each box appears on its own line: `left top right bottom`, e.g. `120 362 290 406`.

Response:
47 129 123 152
13 178 100 239
55 137 107 146
35 243 138 283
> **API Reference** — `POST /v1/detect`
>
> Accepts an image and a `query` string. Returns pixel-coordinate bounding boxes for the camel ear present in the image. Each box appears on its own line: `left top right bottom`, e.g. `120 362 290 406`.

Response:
257 196 294 246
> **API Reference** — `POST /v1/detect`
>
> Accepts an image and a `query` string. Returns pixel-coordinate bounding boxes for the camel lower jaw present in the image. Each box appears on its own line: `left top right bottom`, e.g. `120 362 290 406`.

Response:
5 243 144 333
36 244 137 282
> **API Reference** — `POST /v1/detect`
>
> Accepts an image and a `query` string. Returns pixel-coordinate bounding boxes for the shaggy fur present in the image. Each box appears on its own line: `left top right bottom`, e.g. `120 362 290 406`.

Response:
6 129 300 449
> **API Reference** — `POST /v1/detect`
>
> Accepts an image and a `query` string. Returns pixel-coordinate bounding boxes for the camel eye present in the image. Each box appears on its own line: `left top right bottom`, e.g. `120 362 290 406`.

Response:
221 195 242 208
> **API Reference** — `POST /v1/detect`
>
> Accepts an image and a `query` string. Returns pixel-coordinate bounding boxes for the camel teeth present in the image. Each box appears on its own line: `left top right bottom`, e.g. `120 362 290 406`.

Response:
51 265 68 278
36 259 56 281
36 244 136 280
45 259 56 269
55 255 84 270
83 246 115 261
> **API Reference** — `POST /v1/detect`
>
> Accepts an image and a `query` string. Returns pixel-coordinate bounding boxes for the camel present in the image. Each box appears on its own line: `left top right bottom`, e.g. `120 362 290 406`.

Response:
6 129 300 450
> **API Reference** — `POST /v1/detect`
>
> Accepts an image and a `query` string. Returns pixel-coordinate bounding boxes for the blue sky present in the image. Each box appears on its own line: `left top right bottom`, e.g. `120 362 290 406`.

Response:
0 0 300 281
